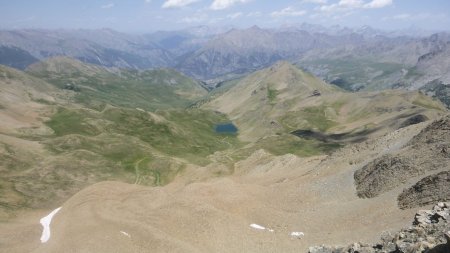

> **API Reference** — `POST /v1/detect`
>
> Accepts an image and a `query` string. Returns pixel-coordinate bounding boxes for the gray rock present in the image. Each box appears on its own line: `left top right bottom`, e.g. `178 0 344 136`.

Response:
436 211 449 220
309 246 333 253
331 247 347 253
348 242 361 252
437 202 445 209
396 241 412 252
384 242 397 252
380 231 394 243
308 203 450 253
416 241 435 251
357 247 376 253
414 210 433 225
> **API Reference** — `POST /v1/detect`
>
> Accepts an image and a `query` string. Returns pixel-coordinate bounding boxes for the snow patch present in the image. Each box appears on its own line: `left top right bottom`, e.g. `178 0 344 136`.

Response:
40 207 62 243
96 56 104 65
249 224 266 230
290 231 304 238
120 231 131 238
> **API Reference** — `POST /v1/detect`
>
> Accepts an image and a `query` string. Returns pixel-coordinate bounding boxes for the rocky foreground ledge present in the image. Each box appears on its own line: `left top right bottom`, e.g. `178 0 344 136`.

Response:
309 203 450 253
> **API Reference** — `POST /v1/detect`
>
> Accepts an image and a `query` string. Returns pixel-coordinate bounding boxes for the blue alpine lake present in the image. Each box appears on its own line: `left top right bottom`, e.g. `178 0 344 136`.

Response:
215 123 238 134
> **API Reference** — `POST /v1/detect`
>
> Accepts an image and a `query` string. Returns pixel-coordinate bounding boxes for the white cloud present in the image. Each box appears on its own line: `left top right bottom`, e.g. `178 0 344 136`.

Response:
101 3 115 9
247 11 262 17
271 7 307 17
302 0 328 4
320 0 393 12
180 16 206 23
364 0 393 9
338 0 364 8
320 0 361 12
382 12 446 21
145 0 151 3
210 0 251 10
227 12 243 19
179 11 208 23
162 0 199 8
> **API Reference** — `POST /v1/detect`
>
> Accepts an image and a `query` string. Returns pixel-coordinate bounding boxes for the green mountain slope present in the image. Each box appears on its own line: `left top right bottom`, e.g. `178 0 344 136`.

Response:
26 57 208 110
203 61 446 155
0 62 238 219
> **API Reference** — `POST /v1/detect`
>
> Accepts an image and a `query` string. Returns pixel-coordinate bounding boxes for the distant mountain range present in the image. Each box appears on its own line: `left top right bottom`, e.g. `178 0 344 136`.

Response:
0 26 227 71
1 24 449 105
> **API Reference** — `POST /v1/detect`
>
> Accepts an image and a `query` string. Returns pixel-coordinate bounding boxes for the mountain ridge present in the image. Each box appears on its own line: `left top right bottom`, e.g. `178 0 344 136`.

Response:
203 61 445 143
26 57 208 110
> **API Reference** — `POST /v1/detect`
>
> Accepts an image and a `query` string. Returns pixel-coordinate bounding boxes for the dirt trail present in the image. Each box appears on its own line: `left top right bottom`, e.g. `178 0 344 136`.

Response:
133 157 146 185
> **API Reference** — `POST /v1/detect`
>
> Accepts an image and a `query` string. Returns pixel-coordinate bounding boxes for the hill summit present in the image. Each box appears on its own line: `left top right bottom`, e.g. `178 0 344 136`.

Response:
203 61 444 142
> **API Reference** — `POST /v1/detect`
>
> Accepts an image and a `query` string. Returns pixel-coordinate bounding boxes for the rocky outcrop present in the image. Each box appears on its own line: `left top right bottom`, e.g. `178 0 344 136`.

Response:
354 155 417 198
408 116 450 147
309 203 450 253
398 171 450 209
354 116 450 206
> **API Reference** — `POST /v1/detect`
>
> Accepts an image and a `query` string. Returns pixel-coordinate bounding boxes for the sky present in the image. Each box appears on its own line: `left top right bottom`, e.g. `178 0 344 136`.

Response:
1 0 449 33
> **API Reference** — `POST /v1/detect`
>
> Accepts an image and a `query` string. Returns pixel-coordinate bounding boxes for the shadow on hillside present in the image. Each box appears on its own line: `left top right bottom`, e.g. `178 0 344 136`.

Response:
290 127 380 144
291 113 430 144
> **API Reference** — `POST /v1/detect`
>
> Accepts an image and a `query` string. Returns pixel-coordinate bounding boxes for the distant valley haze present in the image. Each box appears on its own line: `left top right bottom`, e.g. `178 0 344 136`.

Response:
1 0 449 32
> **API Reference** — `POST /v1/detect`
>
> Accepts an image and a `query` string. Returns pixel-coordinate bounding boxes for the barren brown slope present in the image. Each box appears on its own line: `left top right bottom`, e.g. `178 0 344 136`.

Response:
355 115 450 208
0 65 66 135
0 65 74 219
6 120 441 253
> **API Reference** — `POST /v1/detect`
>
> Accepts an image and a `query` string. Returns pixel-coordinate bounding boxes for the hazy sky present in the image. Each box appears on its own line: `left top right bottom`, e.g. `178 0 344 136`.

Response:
1 0 449 32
